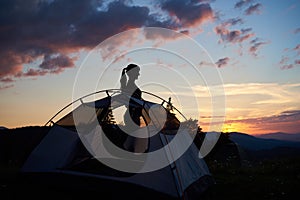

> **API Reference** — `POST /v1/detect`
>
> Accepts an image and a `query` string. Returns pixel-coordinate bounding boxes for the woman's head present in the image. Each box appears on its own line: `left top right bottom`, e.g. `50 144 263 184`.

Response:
125 63 140 80
120 63 140 89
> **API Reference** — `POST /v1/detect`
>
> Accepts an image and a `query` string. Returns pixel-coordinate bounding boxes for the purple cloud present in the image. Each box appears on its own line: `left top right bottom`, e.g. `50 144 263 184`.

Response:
39 54 74 70
249 38 269 57
0 1 153 82
279 44 300 70
215 57 230 68
293 44 300 55
0 0 217 87
280 64 294 70
214 24 254 44
245 3 262 15
201 110 300 134
234 0 254 9
161 0 214 27
228 110 300 133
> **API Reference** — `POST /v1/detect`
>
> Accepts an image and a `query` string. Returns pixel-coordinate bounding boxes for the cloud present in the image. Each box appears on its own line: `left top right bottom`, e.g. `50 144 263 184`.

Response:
215 57 230 68
244 3 262 15
225 17 244 26
249 38 269 57
199 60 215 67
0 1 150 81
293 44 300 55
192 82 300 133
22 69 48 77
39 54 74 70
280 64 294 70
279 56 289 65
173 82 300 133
214 24 254 44
0 0 217 86
234 0 254 9
161 0 214 27
279 44 300 70
225 110 300 134
192 82 300 106
294 28 300 34
0 77 13 83
239 110 300 124
143 27 185 40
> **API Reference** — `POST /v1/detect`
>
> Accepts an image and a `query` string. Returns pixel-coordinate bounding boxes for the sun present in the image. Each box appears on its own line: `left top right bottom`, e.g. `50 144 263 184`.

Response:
222 123 243 133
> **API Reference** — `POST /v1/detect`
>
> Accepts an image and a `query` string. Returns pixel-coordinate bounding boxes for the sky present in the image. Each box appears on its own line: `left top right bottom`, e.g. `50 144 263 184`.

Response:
0 0 299 135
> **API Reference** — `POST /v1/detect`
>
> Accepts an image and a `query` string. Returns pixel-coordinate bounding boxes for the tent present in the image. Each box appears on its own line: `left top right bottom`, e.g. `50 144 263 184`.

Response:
20 89 215 200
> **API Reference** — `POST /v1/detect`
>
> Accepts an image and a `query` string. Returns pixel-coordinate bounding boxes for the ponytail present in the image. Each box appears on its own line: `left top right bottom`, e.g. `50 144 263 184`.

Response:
120 67 127 90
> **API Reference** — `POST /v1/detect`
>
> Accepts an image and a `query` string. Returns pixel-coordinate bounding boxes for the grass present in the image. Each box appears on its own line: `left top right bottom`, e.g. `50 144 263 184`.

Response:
206 157 300 200
1 157 299 199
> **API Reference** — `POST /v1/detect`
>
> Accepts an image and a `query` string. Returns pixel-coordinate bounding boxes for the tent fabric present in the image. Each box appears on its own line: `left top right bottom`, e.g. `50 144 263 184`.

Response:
22 125 80 172
21 91 214 199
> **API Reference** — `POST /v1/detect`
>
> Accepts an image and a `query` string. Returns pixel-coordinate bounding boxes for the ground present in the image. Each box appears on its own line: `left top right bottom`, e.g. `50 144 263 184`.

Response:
1 127 300 199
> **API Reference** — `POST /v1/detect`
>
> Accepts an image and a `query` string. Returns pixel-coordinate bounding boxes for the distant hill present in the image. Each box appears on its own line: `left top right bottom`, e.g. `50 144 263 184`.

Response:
225 132 300 160
255 132 300 142
228 132 300 151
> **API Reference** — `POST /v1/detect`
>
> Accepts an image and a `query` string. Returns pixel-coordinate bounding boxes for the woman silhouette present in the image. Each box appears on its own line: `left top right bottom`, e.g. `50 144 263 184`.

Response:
120 63 142 127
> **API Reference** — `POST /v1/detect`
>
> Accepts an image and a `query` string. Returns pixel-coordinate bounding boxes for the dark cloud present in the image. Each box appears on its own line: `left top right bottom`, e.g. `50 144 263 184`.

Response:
191 0 215 3
244 3 262 15
234 0 254 9
0 0 216 87
161 0 214 27
249 38 269 57
0 0 157 83
241 28 252 33
39 54 74 70
225 17 244 26
215 57 230 68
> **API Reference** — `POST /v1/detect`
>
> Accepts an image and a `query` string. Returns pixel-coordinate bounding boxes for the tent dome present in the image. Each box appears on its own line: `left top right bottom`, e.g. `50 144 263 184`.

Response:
20 89 215 200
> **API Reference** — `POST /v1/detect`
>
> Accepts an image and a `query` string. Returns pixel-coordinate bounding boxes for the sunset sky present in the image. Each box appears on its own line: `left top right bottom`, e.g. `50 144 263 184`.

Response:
0 0 299 134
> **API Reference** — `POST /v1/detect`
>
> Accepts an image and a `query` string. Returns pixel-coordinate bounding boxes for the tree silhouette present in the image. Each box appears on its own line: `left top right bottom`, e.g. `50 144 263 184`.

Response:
166 97 174 113
102 105 116 125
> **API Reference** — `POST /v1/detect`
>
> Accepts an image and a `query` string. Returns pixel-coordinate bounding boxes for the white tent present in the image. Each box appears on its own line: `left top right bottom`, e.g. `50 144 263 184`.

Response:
21 90 214 200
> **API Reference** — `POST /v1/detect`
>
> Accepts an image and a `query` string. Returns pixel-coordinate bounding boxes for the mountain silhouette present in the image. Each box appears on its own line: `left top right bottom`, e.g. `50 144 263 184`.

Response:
228 132 300 151
255 132 300 142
